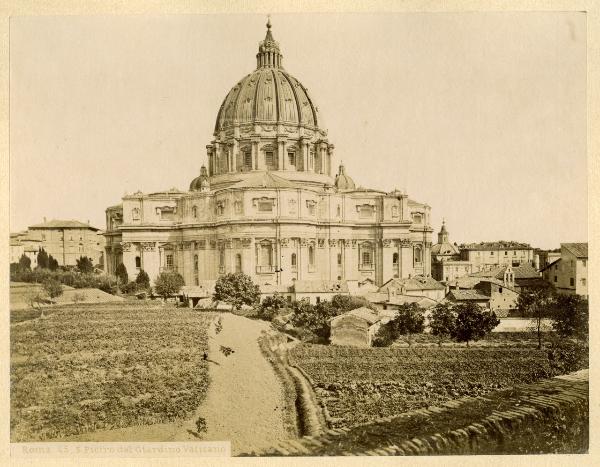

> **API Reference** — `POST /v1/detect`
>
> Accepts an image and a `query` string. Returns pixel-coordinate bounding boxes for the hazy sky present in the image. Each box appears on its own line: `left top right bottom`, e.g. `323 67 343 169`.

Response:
10 13 586 249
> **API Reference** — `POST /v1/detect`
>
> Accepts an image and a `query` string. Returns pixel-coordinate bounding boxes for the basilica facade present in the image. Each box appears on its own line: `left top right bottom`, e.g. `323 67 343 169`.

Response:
104 21 433 289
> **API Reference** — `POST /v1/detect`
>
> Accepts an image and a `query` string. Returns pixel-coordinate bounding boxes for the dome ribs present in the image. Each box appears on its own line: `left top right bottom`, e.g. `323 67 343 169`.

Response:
280 70 303 127
271 68 280 123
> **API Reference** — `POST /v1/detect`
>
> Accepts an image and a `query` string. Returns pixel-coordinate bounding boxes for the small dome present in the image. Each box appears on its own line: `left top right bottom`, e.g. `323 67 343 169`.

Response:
190 166 210 191
335 163 355 190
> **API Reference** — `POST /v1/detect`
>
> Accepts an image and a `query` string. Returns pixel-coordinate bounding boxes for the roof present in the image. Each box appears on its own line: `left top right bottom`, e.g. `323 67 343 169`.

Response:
540 258 561 272
380 276 446 292
460 241 532 251
293 280 349 294
331 307 380 325
229 171 299 189
364 292 438 309
470 264 540 280
448 290 490 301
431 241 460 256
28 219 100 231
562 243 588 258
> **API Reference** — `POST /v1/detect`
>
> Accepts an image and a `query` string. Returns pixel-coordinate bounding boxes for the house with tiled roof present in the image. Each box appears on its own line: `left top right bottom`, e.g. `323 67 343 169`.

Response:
379 275 447 301
469 263 546 292
10 218 105 267
458 240 535 273
330 307 383 347
541 243 588 297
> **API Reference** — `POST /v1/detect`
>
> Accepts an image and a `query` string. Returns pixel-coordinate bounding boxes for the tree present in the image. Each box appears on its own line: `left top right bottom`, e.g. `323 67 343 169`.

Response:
76 256 94 274
18 254 31 271
213 272 260 311
429 302 456 347
37 248 49 269
389 303 425 346
135 269 151 290
257 292 288 321
331 294 376 312
451 302 500 347
115 263 128 286
517 286 554 349
373 303 425 347
551 294 588 341
154 271 185 301
48 255 59 271
42 278 63 300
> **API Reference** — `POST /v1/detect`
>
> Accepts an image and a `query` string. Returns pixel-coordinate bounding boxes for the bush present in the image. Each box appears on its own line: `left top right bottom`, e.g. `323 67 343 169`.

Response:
373 303 425 347
42 279 63 300
331 294 376 312
154 271 185 300
76 256 94 274
256 293 288 321
120 281 138 294
547 338 588 375
551 295 588 341
213 272 260 310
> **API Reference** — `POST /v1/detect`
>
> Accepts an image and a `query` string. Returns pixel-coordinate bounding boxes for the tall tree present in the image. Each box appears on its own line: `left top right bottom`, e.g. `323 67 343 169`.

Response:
18 254 31 271
135 269 151 290
451 302 500 347
48 255 59 271
76 256 94 274
37 248 49 269
213 272 260 311
115 263 128 286
551 294 588 342
428 302 456 347
389 302 425 346
517 286 554 349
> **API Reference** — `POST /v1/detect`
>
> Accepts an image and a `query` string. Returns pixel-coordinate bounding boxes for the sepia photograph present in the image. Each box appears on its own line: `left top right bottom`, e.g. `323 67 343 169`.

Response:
7 7 590 460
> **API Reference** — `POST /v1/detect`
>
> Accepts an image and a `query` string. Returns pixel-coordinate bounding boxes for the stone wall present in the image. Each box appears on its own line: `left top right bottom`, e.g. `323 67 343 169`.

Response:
242 369 588 456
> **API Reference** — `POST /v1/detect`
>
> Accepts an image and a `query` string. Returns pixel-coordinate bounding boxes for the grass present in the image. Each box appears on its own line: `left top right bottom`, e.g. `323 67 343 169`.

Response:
11 302 215 441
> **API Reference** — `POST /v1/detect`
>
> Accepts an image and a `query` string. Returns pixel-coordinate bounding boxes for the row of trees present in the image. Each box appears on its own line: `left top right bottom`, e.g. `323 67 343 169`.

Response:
374 302 500 347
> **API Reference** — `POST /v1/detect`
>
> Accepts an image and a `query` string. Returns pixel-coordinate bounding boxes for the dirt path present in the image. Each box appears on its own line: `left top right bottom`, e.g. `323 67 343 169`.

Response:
62 313 288 455
190 313 288 454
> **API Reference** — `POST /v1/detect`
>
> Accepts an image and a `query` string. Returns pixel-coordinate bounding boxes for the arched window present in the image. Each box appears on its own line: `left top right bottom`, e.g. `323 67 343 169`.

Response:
192 206 197 218
235 254 242 273
291 253 297 269
393 252 399 266
414 246 422 264
194 254 199 272
336 205 341 217
308 245 315 267
135 256 141 268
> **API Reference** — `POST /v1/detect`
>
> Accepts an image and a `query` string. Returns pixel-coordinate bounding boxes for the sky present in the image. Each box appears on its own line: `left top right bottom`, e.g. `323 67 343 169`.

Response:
9 13 587 249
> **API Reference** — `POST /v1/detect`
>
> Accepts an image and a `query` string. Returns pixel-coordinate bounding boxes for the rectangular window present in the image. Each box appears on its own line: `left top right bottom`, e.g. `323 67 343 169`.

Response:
244 151 252 170
288 152 296 166
490 252 494 256
258 201 273 212
265 151 274 168
554 275 557 282
362 251 372 266
570 278 575 286
337 253 342 265
166 254 173 268
504 251 508 255
581 278 587 286
359 205 374 218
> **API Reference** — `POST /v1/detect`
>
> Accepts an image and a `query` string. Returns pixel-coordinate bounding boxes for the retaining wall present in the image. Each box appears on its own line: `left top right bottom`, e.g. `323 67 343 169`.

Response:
243 369 588 456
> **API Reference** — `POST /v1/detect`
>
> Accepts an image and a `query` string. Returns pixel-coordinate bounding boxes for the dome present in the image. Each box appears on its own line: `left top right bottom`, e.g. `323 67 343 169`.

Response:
214 19 321 134
189 166 210 191
334 163 356 190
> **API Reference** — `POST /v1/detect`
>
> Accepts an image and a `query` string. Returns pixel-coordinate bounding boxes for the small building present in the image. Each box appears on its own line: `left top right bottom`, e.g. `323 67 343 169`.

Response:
330 307 382 347
293 280 349 304
364 291 439 312
379 275 447 302
446 274 520 315
541 243 588 298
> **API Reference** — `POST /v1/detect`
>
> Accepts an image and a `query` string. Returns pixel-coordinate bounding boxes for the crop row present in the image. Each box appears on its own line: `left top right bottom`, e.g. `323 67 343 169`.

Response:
11 304 215 441
289 344 553 428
